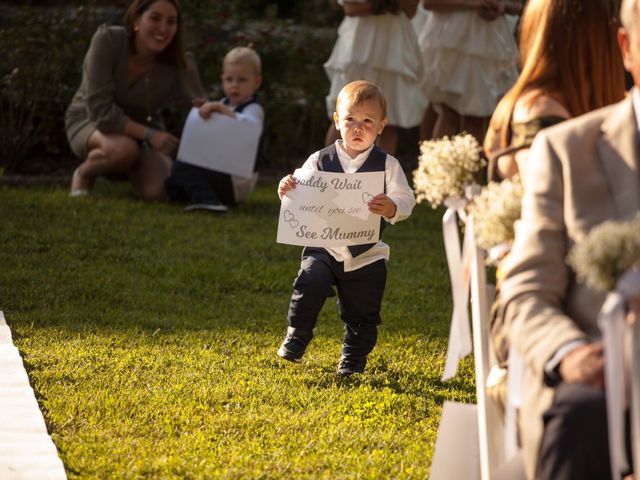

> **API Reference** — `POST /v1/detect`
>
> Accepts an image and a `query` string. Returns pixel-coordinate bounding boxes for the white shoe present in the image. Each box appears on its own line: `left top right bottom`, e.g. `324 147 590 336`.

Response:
69 168 91 197
184 203 229 213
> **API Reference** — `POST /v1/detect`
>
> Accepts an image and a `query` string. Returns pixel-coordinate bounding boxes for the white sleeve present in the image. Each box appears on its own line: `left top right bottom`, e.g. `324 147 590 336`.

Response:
298 151 321 171
383 154 416 224
234 103 264 128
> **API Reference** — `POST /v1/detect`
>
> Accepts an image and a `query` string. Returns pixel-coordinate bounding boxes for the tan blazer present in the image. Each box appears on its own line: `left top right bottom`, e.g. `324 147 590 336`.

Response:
498 97 640 479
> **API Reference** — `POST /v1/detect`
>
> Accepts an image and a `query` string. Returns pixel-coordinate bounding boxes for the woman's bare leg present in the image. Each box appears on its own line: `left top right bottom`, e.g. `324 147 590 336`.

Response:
432 103 460 139
71 130 140 194
461 115 488 145
129 150 171 201
462 115 490 183
419 104 438 141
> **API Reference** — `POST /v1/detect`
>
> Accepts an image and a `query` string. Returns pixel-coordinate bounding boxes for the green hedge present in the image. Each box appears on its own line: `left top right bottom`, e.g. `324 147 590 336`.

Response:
0 1 339 174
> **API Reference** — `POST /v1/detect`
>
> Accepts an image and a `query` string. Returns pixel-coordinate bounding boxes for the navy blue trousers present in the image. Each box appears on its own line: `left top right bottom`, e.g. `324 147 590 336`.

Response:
287 248 386 358
165 160 235 205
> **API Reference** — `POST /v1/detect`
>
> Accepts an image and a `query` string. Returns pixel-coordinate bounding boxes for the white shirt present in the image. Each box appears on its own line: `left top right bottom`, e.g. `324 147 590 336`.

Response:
227 102 264 203
232 102 264 127
298 140 416 271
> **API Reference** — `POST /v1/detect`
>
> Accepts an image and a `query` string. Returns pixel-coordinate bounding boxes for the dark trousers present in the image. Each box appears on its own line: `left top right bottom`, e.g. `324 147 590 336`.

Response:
536 382 633 480
165 160 235 205
287 248 387 358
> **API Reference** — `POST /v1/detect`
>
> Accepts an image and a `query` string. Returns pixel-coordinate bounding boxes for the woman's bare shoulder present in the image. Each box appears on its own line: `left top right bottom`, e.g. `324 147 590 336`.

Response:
512 88 570 123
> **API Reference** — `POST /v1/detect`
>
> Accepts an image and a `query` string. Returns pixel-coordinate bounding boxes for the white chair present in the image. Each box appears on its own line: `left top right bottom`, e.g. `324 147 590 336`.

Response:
430 215 526 479
599 271 640 479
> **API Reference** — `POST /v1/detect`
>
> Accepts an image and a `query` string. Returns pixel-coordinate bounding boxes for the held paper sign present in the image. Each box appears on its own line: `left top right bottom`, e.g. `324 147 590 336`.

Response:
277 169 385 248
177 107 261 179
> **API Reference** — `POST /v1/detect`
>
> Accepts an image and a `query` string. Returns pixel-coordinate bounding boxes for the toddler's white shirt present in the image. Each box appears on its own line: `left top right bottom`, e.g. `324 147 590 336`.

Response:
229 102 264 127
225 101 264 203
298 140 416 271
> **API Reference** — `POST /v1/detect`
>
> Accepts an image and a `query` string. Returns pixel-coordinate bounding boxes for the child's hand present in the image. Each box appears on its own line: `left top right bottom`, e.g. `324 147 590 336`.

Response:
479 0 503 20
481 0 501 9
480 0 506 22
149 129 179 155
502 0 523 14
199 101 235 119
199 101 217 119
368 193 397 218
479 7 502 21
278 174 296 199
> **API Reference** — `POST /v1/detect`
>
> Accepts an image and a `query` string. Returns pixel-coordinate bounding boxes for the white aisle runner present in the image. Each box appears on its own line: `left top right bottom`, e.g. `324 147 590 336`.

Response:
0 311 67 479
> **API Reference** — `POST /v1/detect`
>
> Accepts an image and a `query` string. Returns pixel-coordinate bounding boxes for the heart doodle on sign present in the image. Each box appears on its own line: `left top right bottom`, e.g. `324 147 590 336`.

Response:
283 210 299 229
362 192 374 204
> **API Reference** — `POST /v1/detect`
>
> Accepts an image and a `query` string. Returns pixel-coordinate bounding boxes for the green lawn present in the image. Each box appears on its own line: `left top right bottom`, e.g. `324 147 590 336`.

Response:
0 178 475 479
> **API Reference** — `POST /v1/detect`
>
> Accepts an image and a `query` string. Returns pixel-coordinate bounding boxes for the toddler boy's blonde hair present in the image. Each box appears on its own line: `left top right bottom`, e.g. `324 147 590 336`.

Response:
224 47 262 76
336 80 387 120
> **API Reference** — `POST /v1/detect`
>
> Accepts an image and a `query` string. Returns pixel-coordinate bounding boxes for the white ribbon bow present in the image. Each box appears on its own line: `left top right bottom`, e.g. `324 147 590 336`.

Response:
441 197 473 381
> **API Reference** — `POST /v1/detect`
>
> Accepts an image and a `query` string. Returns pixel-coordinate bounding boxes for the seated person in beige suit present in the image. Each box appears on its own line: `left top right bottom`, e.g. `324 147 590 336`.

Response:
496 0 640 478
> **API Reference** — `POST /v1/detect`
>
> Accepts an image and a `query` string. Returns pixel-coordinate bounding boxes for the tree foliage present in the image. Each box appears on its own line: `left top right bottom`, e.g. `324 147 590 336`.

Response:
0 1 339 173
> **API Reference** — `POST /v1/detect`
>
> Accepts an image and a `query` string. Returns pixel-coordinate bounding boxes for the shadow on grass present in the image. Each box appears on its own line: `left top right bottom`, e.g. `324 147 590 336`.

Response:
297 359 475 400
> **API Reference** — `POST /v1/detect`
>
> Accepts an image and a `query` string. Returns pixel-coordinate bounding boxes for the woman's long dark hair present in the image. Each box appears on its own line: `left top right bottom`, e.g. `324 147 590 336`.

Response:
124 0 187 68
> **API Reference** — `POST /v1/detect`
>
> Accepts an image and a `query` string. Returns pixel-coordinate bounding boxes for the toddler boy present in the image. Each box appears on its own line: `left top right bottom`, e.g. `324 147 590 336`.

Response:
166 46 264 212
277 80 415 375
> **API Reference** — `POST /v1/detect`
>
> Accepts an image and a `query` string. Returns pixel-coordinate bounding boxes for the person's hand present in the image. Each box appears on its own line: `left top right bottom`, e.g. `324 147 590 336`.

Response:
399 0 419 18
198 101 218 119
149 130 178 156
192 97 206 108
476 0 499 8
368 193 397 218
199 101 235 119
479 0 503 20
278 174 296 199
559 342 605 389
503 0 523 15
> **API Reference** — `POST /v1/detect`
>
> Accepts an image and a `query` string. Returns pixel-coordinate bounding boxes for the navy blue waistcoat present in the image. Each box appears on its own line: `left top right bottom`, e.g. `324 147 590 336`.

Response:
317 144 387 257
221 95 259 113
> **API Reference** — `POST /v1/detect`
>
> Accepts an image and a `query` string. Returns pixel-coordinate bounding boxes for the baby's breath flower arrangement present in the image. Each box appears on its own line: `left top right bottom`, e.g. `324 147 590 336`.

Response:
468 175 523 252
412 133 485 208
567 213 640 292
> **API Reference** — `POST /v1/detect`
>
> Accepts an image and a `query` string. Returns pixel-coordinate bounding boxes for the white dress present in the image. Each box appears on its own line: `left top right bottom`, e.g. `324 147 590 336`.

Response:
324 1 427 128
415 5 519 117
410 1 432 34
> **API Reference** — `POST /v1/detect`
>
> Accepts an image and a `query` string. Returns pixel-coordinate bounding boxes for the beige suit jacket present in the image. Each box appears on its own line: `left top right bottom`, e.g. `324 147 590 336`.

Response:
498 96 640 479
